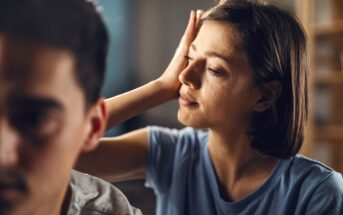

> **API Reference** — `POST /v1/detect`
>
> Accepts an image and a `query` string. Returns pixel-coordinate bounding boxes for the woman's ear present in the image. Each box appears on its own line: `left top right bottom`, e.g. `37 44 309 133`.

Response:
254 80 282 112
81 98 108 152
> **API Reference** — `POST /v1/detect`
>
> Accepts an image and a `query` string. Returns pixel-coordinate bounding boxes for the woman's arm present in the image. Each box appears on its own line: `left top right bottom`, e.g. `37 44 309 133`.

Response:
75 10 202 182
105 79 178 130
76 128 148 182
77 78 183 181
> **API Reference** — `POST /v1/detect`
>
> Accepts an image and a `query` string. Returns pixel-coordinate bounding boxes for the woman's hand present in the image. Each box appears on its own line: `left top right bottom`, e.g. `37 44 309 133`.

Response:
158 10 204 97
104 10 204 130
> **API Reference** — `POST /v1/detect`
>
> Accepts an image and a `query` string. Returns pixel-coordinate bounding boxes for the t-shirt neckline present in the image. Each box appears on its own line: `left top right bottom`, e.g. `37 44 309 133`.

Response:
203 140 288 210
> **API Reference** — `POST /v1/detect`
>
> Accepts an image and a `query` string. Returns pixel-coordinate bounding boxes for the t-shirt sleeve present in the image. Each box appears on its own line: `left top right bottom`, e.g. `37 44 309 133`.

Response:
145 126 181 193
304 172 343 214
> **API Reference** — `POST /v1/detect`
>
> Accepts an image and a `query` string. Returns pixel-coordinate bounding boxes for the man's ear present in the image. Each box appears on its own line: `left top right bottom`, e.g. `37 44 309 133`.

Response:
81 97 108 153
254 80 282 112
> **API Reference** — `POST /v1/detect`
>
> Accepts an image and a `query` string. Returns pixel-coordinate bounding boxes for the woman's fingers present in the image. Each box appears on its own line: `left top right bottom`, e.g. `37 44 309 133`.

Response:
176 9 204 59
158 9 204 95
175 10 196 57
195 10 205 29
183 10 196 46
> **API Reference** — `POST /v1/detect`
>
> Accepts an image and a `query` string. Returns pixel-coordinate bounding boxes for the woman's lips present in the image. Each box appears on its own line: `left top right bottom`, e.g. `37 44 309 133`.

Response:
179 93 198 106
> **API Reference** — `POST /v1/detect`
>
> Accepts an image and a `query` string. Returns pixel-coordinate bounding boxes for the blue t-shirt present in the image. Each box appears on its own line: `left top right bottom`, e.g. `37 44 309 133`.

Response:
145 126 343 215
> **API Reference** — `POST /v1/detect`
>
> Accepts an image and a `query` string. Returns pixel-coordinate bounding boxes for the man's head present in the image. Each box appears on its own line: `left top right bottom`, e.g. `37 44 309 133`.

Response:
0 0 109 214
0 0 109 107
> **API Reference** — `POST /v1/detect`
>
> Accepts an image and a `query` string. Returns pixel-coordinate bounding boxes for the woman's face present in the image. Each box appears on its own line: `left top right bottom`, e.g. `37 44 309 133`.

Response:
178 21 262 131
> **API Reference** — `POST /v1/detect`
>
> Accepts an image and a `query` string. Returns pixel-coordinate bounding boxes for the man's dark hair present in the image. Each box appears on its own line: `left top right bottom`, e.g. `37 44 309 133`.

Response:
0 0 109 108
204 0 308 159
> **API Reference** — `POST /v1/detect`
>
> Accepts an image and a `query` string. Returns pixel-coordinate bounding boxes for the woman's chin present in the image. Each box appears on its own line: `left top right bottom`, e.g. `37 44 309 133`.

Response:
177 110 206 129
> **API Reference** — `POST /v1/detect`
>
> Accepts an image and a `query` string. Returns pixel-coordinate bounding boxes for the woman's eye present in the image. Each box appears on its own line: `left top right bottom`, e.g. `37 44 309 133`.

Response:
185 55 193 62
208 68 225 77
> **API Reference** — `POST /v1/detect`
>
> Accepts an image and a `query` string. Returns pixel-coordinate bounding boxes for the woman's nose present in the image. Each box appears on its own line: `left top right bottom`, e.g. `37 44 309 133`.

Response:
178 61 202 89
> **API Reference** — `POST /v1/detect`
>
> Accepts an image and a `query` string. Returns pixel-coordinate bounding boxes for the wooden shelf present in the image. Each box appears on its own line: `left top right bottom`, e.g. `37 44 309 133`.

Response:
314 125 343 141
313 19 343 37
301 0 343 172
314 73 343 85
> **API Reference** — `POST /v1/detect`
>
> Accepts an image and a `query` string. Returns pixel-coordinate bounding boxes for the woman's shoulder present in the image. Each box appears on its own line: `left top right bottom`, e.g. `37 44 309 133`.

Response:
285 155 343 213
291 155 338 175
284 154 343 190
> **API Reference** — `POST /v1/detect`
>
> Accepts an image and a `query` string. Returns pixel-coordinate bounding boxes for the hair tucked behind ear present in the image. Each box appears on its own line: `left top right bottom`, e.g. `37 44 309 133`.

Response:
204 0 308 159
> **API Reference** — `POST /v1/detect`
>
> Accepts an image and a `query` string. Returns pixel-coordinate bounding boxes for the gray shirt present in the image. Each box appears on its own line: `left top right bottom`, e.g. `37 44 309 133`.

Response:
67 170 142 215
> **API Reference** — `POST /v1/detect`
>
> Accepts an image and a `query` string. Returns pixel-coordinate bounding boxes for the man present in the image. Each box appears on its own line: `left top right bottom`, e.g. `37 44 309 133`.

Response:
0 0 141 214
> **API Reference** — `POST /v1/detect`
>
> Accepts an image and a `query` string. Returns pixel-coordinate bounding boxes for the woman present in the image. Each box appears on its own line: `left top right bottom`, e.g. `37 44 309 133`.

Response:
77 1 343 214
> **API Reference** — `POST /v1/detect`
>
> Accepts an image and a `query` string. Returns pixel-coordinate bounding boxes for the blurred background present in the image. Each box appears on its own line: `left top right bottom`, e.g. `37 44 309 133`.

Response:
94 0 343 214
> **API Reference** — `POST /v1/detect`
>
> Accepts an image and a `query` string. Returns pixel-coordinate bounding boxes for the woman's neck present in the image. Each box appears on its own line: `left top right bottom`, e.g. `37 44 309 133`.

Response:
207 129 277 202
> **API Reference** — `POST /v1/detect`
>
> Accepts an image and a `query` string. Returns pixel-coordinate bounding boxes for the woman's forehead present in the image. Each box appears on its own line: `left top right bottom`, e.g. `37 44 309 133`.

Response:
192 21 245 61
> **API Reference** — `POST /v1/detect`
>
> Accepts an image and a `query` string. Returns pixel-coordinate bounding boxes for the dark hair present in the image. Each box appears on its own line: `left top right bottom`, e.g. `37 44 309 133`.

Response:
204 0 308 159
0 0 109 108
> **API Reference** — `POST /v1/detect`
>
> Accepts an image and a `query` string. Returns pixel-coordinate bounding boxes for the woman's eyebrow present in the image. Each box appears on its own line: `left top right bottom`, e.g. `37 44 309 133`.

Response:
190 43 232 63
206 51 231 63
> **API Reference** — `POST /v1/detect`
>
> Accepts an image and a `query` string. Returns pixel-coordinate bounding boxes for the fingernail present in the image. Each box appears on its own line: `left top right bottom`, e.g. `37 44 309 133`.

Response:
191 10 195 18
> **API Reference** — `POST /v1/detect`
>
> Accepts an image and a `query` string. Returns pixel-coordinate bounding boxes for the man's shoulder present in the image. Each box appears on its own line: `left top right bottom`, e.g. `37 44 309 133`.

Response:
68 170 142 215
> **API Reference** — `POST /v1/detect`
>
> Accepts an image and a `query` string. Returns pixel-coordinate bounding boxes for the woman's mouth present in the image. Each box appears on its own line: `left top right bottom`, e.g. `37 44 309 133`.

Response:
179 93 198 106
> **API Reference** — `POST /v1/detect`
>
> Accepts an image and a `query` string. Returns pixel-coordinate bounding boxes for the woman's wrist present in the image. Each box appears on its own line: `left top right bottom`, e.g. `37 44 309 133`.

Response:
154 77 180 100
